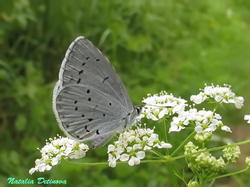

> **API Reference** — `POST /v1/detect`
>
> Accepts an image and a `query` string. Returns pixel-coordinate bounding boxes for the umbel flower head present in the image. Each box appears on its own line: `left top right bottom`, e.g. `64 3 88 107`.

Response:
184 142 226 174
190 84 244 109
140 91 187 121
169 108 231 133
107 125 172 167
223 145 241 163
29 136 89 174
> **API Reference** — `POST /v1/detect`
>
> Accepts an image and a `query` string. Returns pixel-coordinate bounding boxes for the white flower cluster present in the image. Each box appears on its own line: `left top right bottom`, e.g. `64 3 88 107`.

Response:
141 91 187 121
190 84 244 109
29 136 89 174
107 126 172 167
245 157 250 168
244 115 250 124
223 145 241 163
185 142 226 173
169 108 231 133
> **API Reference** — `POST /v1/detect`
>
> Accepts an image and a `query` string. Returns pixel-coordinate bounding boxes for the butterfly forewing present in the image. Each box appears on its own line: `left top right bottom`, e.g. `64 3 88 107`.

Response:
58 36 132 111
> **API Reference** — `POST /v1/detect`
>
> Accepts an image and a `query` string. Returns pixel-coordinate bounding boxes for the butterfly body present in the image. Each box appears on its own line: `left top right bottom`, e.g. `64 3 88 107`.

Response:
53 36 141 147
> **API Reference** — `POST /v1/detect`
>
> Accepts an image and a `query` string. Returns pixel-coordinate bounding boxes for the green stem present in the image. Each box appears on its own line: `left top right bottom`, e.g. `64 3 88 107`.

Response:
163 119 168 142
163 119 169 155
214 168 249 180
69 159 167 166
171 131 195 156
150 150 165 158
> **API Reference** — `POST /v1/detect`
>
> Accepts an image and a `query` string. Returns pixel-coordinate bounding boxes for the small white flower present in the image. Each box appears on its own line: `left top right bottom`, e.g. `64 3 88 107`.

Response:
120 154 130 161
244 115 250 124
234 96 244 109
51 157 59 166
128 156 140 166
157 142 172 149
136 151 145 159
29 168 36 175
221 125 232 133
190 93 207 104
108 159 117 168
107 145 115 153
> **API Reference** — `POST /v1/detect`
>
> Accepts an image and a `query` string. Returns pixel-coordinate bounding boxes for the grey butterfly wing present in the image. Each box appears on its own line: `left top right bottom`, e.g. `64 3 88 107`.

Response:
58 36 132 111
53 36 134 146
91 133 113 148
54 84 128 142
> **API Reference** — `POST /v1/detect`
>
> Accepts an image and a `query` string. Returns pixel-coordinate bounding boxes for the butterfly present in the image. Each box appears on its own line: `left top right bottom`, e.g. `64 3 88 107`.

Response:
52 36 142 148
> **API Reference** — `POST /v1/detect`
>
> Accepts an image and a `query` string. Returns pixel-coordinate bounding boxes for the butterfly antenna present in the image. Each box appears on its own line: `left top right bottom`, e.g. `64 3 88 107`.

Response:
144 103 173 108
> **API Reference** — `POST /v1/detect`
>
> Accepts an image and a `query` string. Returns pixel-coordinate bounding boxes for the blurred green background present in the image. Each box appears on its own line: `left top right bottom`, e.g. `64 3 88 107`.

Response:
1 0 250 186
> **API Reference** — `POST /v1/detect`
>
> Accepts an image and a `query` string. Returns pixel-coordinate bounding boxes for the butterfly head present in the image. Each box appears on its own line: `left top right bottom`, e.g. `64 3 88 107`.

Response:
134 105 143 115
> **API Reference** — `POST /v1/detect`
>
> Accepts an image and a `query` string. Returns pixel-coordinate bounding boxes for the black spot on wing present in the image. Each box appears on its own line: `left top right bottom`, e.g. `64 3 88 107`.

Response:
77 78 81 84
85 125 90 132
102 76 109 83
79 70 83 75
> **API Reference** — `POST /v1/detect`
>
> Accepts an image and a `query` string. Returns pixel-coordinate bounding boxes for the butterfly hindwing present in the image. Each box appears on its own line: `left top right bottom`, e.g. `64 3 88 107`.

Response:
54 84 128 142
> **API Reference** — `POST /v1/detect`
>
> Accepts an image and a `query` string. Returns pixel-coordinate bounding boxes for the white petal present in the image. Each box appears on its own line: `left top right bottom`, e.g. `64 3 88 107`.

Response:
120 154 130 161
221 125 232 133
128 157 135 166
136 151 145 159
29 168 36 175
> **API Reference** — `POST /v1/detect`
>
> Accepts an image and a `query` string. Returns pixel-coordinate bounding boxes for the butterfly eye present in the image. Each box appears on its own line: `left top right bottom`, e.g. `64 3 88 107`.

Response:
136 107 142 114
